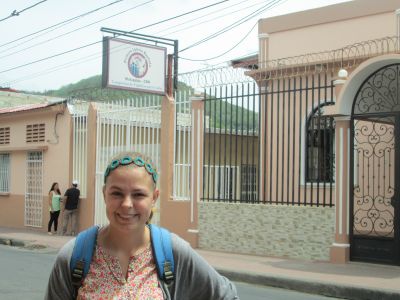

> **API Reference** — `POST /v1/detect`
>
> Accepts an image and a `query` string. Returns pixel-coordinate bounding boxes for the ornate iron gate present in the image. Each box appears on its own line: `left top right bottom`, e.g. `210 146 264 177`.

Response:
350 63 400 265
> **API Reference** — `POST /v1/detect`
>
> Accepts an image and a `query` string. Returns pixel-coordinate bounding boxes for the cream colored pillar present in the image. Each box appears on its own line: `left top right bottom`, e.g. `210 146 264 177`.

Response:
159 94 175 228
256 32 270 199
159 92 203 248
188 93 205 248
396 9 400 50
258 84 268 202
258 33 269 69
330 116 351 263
330 75 351 263
83 102 97 230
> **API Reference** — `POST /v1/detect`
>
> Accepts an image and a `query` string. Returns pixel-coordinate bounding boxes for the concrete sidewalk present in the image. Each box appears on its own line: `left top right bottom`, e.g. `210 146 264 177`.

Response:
0 226 399 300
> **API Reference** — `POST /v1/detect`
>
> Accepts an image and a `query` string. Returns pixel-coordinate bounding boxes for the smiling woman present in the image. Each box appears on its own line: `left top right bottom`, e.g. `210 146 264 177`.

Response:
102 152 159 235
45 150 239 300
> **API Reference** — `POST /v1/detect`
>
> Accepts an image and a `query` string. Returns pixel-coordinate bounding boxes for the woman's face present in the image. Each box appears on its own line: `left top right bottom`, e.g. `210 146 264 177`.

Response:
54 183 59 190
103 165 158 233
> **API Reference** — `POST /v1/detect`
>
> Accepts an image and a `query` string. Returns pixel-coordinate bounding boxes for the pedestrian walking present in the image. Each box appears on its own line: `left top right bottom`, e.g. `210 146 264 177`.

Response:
45 151 239 299
62 180 80 236
48 182 62 235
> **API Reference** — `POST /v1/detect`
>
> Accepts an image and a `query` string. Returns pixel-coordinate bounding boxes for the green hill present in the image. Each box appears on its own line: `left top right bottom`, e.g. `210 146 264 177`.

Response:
43 75 194 102
0 90 62 107
2 74 257 132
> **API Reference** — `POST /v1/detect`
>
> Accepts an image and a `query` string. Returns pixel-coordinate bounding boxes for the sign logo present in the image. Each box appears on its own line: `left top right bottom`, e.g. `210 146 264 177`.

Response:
128 52 149 78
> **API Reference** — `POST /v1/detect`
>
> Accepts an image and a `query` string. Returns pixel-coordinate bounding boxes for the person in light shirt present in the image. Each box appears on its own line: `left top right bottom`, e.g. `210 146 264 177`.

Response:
48 182 62 235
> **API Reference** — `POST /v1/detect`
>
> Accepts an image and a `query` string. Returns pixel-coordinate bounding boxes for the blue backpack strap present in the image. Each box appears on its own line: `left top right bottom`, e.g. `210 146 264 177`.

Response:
70 226 99 296
149 224 175 285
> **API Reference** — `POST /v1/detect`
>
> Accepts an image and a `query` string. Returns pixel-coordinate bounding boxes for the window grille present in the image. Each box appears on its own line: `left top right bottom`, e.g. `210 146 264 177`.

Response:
0 127 10 145
306 104 335 183
26 123 45 143
0 153 10 193
24 151 43 227
241 164 257 201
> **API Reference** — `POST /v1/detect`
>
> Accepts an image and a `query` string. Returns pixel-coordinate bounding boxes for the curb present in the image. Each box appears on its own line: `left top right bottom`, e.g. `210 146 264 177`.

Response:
218 269 400 300
0 237 25 247
0 236 49 250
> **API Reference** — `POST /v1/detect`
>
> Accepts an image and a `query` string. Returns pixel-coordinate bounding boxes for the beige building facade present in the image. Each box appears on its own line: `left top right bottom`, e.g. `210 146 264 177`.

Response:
0 102 94 232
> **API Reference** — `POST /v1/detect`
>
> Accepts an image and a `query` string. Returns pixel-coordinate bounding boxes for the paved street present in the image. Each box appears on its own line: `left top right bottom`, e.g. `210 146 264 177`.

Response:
0 245 56 300
1 226 400 300
235 282 342 300
0 244 342 300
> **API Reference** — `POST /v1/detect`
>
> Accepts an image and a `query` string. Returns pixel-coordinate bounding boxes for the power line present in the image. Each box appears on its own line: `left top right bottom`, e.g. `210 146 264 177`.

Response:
178 0 287 61
0 0 154 59
0 0 48 23
0 0 231 75
156 0 264 37
0 0 124 49
179 21 258 62
2 0 261 85
180 0 284 53
126 0 230 33
185 0 283 50
1 0 265 85
5 53 102 86
0 0 231 57
0 41 100 75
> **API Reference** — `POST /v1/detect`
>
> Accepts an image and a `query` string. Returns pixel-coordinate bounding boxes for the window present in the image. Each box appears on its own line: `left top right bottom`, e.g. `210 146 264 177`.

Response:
306 103 335 183
26 123 45 143
0 153 10 193
0 127 10 145
241 164 257 201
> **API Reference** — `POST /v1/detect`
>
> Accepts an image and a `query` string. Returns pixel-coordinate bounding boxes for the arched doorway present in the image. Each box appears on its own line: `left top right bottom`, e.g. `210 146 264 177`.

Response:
350 63 400 265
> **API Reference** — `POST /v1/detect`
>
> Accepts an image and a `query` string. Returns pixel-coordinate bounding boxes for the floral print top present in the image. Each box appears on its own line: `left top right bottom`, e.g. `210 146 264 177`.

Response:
77 244 164 300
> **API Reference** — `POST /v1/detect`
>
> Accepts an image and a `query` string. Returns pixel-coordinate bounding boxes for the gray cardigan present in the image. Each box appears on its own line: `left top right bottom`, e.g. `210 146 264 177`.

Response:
45 233 239 300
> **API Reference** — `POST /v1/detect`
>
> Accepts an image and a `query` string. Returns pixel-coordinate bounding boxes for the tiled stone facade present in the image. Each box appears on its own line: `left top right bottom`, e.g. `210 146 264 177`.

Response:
199 202 335 261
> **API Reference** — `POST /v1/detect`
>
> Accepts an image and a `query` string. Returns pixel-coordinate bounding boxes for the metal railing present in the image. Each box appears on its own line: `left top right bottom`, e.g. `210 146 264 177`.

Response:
202 73 335 207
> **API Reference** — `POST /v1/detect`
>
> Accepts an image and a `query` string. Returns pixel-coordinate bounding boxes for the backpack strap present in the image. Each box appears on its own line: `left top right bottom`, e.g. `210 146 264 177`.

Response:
70 225 99 298
149 224 175 285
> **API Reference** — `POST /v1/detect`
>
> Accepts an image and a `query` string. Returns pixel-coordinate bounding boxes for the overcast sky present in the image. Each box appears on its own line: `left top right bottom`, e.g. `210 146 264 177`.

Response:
0 0 349 92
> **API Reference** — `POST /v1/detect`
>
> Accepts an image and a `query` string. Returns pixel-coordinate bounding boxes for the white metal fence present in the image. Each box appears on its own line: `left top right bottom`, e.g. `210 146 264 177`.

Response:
173 90 194 200
69 91 196 222
70 101 88 197
203 165 240 200
94 97 162 226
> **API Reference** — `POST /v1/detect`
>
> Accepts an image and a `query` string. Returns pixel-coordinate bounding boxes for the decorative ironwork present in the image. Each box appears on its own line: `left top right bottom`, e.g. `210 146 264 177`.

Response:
353 64 400 115
353 119 395 237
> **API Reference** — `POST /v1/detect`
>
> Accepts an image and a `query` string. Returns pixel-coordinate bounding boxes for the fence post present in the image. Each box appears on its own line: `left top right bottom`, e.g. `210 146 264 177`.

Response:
330 76 351 263
396 9 400 51
188 92 205 248
330 117 351 263
83 102 97 230
159 94 175 227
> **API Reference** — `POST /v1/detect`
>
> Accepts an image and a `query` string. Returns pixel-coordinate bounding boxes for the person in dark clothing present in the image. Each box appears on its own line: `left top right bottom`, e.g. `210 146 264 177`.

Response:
62 180 80 236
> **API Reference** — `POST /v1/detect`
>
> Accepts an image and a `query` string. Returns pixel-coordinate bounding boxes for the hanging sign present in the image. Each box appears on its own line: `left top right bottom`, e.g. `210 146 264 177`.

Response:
102 37 166 95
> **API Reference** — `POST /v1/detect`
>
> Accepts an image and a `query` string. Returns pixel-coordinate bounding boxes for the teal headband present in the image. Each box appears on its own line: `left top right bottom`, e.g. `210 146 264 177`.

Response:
104 156 158 184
